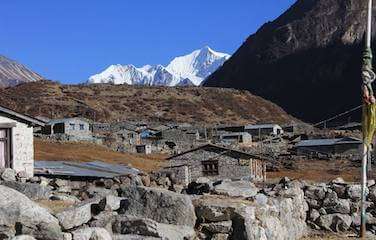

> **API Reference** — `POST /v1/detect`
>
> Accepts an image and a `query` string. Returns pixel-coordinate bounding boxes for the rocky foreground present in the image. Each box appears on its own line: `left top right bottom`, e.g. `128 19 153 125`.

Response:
0 168 375 239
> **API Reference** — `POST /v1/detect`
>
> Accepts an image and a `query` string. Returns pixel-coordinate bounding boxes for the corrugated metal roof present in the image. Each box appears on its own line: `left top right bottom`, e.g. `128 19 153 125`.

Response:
296 137 362 147
34 161 140 178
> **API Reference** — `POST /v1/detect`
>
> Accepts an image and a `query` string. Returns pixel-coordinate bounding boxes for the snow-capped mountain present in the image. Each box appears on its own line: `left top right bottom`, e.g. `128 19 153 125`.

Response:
88 46 230 86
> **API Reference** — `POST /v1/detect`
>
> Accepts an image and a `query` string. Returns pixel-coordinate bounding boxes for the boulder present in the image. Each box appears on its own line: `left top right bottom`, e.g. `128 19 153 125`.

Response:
213 181 258 198
0 185 63 240
86 186 118 198
89 211 118 233
308 209 320 222
369 185 376 202
119 186 196 226
1 168 16 181
332 184 347 198
56 198 101 230
331 177 346 185
316 214 352 232
2 181 52 200
71 228 112 240
112 216 195 240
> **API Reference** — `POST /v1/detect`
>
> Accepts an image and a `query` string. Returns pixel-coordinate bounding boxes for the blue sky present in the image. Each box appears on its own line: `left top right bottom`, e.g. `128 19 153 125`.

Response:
0 1 296 84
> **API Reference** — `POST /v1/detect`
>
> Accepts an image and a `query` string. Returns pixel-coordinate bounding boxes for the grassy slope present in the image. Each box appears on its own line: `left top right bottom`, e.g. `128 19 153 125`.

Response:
34 139 166 172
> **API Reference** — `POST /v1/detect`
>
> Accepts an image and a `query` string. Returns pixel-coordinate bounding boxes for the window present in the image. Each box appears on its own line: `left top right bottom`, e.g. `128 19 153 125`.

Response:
79 124 85 130
69 123 75 130
0 129 11 168
202 160 219 176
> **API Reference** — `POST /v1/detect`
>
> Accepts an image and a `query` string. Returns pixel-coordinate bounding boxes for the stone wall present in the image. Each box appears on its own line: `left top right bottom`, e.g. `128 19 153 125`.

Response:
0 115 34 177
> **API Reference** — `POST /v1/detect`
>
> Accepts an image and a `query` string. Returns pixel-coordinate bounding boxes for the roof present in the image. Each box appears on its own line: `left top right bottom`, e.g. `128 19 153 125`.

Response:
296 137 362 147
167 143 265 161
34 160 141 178
245 124 281 130
0 105 46 127
47 117 91 125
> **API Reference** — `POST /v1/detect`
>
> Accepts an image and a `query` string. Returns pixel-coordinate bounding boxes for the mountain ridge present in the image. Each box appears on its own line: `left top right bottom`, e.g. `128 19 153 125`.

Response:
204 0 372 123
0 55 43 88
88 46 230 87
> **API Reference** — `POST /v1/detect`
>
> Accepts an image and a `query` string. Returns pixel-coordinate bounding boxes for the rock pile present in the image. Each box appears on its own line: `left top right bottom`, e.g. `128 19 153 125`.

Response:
304 177 376 234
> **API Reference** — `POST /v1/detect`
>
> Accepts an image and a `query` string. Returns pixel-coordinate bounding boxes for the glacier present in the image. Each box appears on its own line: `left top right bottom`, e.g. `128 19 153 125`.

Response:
87 46 230 87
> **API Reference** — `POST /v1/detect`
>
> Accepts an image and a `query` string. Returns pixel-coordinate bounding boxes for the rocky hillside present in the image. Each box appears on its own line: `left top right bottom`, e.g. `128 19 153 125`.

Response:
204 0 374 123
0 80 297 125
0 55 43 88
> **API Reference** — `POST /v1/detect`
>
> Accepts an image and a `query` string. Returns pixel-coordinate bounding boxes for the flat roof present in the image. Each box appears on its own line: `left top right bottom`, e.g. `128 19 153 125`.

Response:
34 161 141 178
245 124 281 129
296 137 362 147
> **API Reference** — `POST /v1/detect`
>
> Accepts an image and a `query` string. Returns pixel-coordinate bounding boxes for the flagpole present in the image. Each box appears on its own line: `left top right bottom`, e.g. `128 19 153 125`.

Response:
361 0 373 238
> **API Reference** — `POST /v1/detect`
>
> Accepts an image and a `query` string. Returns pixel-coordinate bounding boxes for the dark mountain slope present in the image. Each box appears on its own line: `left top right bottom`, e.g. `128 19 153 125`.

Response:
204 0 373 123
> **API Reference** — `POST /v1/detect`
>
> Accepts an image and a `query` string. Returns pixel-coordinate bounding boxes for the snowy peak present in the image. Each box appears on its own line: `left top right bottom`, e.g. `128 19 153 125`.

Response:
87 47 230 87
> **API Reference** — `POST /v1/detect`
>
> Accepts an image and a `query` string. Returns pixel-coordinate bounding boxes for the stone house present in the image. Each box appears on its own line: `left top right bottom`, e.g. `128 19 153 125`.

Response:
166 144 266 185
295 137 362 157
245 124 284 138
42 118 92 141
213 131 252 145
0 105 45 177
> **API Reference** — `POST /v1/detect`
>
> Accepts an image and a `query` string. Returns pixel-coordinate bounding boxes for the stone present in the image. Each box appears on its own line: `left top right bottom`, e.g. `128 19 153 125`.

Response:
325 199 351 214
119 186 196 226
71 227 112 240
57 185 72 194
39 177 50 187
304 185 326 200
2 181 52 200
196 177 211 184
0 225 16 239
11 236 36 240
186 182 210 195
309 209 320 222
89 211 118 232
56 198 101 230
86 186 118 198
306 199 321 209
347 184 368 201
17 171 28 179
316 214 352 232
279 176 291 185
213 181 258 198
140 175 151 187
98 195 129 212
369 185 376 202
63 233 73 240
54 179 69 188
331 177 346 185
195 202 237 222
368 179 376 187
211 234 229 240
0 185 63 240
29 176 40 183
1 168 16 181
332 184 347 198
112 216 195 240
112 235 160 240
50 194 80 204
254 194 268 206
200 220 232 233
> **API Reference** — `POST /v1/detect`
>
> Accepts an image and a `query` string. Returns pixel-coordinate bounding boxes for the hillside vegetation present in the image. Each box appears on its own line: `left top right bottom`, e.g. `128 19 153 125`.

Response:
0 80 297 125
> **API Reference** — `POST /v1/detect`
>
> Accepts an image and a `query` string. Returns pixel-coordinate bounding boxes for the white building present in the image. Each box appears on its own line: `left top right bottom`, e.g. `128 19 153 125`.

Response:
0 105 45 177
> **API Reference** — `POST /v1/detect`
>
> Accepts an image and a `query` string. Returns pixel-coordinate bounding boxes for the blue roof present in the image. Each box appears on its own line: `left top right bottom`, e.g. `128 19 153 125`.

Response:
296 137 362 147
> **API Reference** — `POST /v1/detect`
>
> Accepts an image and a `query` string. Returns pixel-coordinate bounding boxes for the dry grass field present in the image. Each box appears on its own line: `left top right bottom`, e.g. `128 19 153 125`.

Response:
34 139 167 172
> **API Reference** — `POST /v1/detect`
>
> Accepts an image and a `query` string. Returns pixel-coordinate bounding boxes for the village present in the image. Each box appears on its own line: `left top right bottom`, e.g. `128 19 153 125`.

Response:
0 103 372 239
